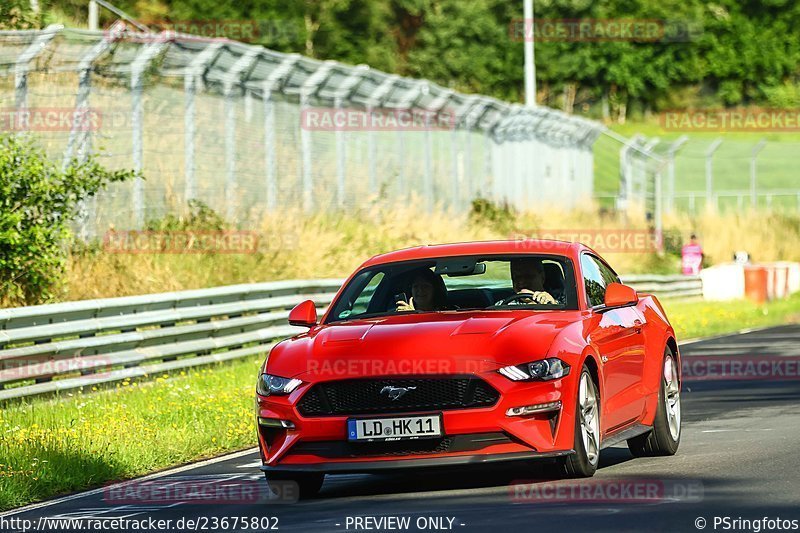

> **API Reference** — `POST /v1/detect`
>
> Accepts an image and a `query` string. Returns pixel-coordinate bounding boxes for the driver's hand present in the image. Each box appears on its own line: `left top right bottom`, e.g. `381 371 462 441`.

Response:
396 297 415 312
530 291 557 304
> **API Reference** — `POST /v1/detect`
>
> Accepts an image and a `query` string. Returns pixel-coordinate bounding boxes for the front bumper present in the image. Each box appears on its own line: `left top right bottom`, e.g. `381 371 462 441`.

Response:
260 450 573 474
256 372 579 470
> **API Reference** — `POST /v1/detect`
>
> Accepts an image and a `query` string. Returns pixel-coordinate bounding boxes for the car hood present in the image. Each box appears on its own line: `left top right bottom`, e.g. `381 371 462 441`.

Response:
267 310 582 380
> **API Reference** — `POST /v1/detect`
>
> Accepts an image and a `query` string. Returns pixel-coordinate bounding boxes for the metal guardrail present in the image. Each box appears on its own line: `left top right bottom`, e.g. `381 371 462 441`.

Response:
620 274 703 299
0 279 345 401
0 275 699 401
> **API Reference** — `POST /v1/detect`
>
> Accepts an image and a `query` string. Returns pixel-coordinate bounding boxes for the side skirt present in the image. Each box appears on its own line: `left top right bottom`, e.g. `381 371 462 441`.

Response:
600 422 652 450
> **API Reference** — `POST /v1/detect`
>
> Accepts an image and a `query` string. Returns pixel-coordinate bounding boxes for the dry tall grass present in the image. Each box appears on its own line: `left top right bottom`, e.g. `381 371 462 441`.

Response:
62 202 800 302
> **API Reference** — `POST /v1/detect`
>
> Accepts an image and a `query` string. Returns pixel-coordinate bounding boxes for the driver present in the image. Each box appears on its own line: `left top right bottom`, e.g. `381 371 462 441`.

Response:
497 257 558 305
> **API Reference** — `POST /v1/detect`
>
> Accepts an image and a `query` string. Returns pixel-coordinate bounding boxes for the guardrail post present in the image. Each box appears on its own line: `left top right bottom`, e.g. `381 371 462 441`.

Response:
750 139 767 209
705 138 723 211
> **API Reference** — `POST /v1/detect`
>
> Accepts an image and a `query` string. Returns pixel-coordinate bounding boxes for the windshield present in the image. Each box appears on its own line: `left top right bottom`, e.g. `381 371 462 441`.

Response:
326 254 578 323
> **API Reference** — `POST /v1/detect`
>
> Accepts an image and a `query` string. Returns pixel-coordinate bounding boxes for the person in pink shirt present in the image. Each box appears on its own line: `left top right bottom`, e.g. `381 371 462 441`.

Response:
681 234 704 275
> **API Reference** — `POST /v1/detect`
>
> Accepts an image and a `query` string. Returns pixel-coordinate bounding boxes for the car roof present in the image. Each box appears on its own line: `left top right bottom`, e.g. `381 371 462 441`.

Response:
360 239 586 268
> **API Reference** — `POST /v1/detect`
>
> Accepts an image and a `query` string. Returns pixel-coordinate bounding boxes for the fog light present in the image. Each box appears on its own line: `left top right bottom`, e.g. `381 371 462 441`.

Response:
258 417 295 429
506 401 562 417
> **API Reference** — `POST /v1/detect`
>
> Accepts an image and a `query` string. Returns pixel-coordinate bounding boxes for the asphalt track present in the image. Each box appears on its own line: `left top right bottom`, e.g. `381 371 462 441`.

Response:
4 324 800 533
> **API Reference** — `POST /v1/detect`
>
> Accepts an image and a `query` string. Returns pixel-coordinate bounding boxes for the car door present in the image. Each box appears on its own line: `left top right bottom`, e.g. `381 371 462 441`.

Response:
581 254 646 433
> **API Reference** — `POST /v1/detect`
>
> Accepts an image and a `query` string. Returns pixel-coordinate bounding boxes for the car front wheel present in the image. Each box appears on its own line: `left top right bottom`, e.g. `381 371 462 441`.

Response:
562 366 600 477
628 346 681 457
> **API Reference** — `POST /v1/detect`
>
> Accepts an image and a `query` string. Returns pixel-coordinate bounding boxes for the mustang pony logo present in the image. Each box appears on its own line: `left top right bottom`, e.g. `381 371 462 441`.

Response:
380 385 417 401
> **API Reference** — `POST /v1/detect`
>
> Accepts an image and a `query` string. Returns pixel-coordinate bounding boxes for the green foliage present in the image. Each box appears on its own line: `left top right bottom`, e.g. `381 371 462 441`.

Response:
145 199 228 232
469 197 515 234
0 135 135 306
0 0 39 29
36 0 800 114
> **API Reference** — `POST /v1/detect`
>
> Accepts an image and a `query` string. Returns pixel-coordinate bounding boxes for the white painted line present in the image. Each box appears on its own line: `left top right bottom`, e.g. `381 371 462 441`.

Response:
680 324 796 346
0 447 259 518
236 459 264 469
701 429 774 433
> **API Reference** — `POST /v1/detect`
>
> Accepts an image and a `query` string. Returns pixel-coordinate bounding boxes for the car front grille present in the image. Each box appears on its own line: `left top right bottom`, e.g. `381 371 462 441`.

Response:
296 376 499 417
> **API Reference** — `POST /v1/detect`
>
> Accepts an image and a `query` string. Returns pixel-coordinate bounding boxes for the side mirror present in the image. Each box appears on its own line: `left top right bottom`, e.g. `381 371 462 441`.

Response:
604 283 638 308
288 300 318 328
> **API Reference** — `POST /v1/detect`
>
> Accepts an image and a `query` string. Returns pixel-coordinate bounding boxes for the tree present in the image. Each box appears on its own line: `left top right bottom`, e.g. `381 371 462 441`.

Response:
0 135 136 305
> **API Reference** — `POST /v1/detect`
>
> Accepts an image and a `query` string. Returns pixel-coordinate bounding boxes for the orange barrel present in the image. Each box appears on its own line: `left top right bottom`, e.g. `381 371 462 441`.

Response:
744 266 769 303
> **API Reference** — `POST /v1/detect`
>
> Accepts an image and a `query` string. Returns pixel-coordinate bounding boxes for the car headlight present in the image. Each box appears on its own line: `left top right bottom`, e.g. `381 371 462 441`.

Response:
498 358 570 381
256 374 303 396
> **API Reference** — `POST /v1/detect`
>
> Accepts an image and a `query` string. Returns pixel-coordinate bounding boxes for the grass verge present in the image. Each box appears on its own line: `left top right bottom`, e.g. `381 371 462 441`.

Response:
1 294 798 512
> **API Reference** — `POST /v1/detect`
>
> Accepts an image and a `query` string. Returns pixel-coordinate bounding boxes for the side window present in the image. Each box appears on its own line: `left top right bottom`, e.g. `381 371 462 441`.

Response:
595 259 621 286
347 272 384 316
581 255 607 308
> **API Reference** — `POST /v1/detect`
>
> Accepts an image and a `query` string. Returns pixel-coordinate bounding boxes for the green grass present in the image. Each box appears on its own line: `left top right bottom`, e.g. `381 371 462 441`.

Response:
594 119 800 210
663 292 800 340
0 359 262 512
1 293 799 512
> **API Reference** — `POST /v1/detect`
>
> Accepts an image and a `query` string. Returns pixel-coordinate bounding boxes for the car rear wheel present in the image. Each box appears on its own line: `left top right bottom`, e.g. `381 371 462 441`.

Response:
627 346 681 457
562 367 600 477
264 472 325 500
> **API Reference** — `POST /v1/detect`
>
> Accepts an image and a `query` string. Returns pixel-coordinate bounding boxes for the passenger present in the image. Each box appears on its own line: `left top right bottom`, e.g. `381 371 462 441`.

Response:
396 269 448 311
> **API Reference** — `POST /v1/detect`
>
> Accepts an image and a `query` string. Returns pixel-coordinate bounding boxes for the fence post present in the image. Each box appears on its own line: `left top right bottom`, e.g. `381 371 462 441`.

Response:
183 42 222 204
362 74 400 198
750 139 767 209
654 168 664 252
131 39 169 228
62 27 120 239
260 55 300 212
222 49 259 222
14 25 61 118
298 61 335 212
330 65 367 208
705 138 723 211
665 135 688 213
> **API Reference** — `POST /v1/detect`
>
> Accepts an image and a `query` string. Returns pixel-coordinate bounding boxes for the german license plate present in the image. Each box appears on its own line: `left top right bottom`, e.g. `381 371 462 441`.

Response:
347 414 443 441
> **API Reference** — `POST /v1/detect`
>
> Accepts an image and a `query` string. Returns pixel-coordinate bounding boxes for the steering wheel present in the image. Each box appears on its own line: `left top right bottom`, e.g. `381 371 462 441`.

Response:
499 292 538 305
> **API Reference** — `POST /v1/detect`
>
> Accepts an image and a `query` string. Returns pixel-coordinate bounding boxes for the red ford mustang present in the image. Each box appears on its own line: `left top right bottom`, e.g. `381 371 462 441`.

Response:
256 240 681 497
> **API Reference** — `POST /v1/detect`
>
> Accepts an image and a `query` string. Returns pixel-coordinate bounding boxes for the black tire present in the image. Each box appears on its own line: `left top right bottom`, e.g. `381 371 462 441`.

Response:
264 472 325 500
627 345 681 457
562 367 600 478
